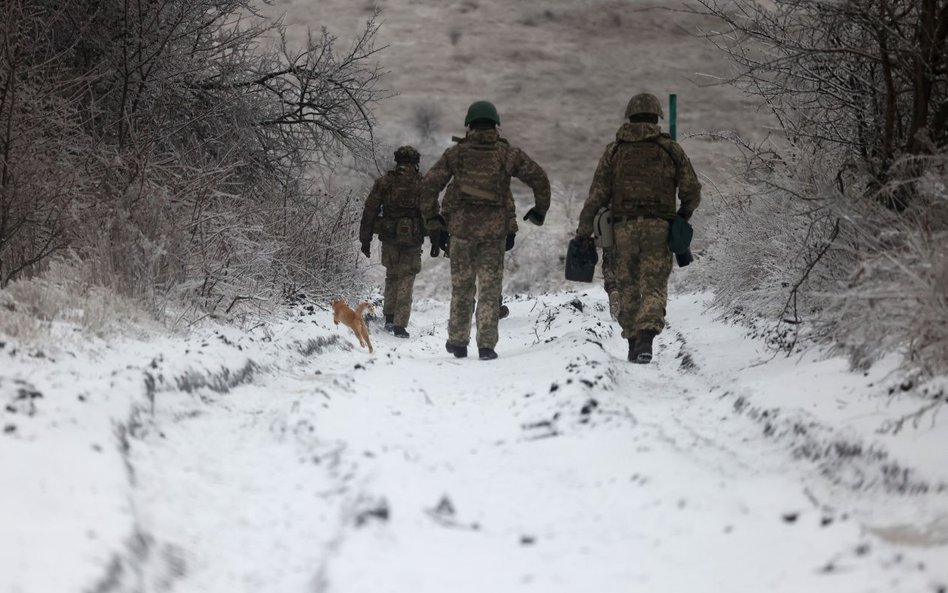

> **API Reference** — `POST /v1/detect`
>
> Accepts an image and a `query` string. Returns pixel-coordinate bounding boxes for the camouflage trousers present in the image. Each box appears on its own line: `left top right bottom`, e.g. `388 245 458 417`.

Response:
448 236 505 349
381 242 422 327
601 247 620 317
602 247 617 296
613 218 673 339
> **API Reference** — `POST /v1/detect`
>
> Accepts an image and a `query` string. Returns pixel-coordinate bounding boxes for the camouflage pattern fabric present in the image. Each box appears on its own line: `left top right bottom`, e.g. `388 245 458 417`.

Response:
601 246 617 296
421 128 550 240
601 247 620 318
613 219 673 337
447 236 505 349
359 164 425 245
381 242 422 327
576 122 701 236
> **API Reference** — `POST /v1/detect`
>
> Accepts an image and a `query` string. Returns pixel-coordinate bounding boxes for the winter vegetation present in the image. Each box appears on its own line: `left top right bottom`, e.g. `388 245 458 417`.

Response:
693 0 948 375
0 0 384 331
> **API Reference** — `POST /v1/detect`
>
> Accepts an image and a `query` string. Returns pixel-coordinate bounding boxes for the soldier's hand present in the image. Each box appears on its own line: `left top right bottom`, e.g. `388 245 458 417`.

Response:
360 241 371 258
523 208 546 226
505 232 516 251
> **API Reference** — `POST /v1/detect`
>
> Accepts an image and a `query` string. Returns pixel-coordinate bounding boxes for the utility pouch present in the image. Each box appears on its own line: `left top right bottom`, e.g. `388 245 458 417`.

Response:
458 183 502 206
593 207 614 249
395 217 418 245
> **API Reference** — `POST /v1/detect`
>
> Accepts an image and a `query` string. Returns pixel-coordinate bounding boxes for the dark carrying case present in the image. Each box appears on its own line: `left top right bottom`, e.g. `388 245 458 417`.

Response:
565 238 599 282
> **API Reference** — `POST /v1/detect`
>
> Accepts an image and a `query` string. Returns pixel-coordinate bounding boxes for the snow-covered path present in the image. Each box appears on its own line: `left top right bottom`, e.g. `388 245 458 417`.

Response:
3 292 947 592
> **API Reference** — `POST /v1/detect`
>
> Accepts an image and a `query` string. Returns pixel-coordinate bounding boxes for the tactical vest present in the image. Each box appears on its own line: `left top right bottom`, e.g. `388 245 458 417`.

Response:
455 141 508 207
380 170 423 245
610 137 678 219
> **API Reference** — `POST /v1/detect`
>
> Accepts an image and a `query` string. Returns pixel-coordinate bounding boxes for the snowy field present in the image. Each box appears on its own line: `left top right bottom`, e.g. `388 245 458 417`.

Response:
2 290 946 592
2 1 946 591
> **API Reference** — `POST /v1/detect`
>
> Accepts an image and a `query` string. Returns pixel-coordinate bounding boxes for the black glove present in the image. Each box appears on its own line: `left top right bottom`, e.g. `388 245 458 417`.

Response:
676 208 692 221
675 250 694 268
523 208 546 226
360 241 371 258
505 232 516 251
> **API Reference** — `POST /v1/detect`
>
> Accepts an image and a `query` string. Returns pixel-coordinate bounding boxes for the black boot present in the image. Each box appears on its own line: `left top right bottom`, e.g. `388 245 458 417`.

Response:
393 326 409 338
445 341 468 358
499 305 509 319
383 314 394 332
478 347 498 360
630 330 657 364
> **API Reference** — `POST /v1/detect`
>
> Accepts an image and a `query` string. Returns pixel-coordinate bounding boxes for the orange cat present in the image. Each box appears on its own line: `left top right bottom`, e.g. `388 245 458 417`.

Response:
331 299 374 353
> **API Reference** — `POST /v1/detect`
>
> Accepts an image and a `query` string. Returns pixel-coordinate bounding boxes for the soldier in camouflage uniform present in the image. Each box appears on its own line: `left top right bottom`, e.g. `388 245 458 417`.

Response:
422 100 550 360
575 93 701 363
359 146 426 338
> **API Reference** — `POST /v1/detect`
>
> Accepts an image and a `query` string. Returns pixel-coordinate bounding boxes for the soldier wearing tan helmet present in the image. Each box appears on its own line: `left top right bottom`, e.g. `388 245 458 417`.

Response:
421 100 550 360
575 93 701 363
359 145 426 338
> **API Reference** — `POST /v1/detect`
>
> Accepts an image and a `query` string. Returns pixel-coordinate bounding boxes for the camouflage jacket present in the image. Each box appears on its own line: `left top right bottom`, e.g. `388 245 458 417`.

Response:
359 164 425 246
577 122 701 236
421 128 551 241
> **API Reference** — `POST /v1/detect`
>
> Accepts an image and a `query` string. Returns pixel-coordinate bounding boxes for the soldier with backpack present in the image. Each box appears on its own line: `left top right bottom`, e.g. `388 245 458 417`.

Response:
359 145 427 338
422 100 550 360
574 93 701 364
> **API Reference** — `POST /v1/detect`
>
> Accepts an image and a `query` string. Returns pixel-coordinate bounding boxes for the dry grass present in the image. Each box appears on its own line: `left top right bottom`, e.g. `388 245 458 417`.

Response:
0 259 158 348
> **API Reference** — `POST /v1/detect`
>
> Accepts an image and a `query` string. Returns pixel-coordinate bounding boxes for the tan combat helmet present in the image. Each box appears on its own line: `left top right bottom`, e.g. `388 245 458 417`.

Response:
625 93 664 119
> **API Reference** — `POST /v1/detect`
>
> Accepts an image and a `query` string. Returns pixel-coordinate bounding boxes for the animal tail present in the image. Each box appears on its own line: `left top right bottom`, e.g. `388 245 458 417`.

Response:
356 302 374 317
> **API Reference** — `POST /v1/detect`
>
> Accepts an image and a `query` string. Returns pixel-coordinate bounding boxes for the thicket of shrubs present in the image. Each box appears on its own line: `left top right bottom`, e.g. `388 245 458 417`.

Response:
0 0 384 321
697 0 948 375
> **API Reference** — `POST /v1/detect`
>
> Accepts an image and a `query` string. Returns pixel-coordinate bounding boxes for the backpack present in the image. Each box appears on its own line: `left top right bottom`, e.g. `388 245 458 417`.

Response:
455 141 508 207
381 170 423 245
609 136 679 219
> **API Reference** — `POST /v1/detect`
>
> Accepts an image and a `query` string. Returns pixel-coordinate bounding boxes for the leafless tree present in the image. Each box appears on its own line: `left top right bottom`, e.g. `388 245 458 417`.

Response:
695 0 948 374
1 0 386 316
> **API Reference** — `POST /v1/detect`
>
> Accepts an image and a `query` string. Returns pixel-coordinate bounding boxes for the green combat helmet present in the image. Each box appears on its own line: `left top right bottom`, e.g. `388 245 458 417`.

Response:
394 145 420 164
624 93 664 119
464 100 500 126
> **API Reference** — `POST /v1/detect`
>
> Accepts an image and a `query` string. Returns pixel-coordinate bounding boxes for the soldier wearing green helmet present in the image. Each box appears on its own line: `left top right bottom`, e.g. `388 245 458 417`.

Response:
575 93 701 363
421 100 551 360
359 145 426 338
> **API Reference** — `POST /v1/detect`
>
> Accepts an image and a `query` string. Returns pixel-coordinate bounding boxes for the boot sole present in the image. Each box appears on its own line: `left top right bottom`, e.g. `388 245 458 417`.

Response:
632 353 652 364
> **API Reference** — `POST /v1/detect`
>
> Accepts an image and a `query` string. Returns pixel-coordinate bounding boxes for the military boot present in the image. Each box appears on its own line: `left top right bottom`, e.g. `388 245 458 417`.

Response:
630 330 658 364
393 326 409 339
445 341 468 358
478 347 498 360
499 305 509 319
383 314 394 332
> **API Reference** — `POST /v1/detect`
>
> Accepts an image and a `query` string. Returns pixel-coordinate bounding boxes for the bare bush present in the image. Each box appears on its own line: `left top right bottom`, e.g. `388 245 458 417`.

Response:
413 103 442 141
0 0 386 320
696 0 948 374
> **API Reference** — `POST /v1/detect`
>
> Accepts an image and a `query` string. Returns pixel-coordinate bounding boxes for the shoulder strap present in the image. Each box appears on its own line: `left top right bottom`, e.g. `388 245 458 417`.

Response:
610 137 681 170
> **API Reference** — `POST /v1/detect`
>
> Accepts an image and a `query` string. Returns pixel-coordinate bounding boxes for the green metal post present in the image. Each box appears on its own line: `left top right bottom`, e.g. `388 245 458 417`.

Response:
669 93 678 141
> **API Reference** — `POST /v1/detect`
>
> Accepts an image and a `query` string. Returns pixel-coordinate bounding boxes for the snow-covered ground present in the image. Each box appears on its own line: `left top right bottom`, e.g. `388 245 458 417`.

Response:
3 289 946 593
